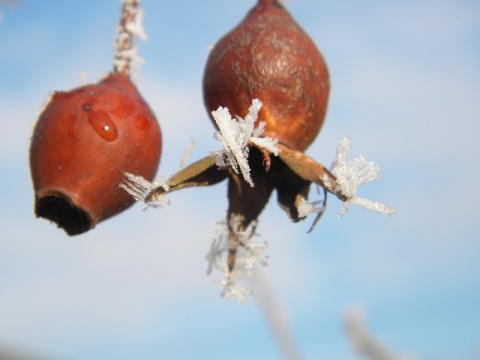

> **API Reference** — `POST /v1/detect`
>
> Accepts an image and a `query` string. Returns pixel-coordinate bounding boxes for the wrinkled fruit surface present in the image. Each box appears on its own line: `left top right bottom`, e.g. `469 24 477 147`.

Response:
30 72 162 235
203 0 330 151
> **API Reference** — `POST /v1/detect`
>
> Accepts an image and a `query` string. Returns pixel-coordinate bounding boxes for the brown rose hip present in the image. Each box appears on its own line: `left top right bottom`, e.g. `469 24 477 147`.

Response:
203 0 330 151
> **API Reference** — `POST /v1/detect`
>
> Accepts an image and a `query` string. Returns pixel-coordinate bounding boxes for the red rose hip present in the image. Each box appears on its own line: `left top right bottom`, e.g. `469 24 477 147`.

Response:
30 73 162 235
203 0 330 151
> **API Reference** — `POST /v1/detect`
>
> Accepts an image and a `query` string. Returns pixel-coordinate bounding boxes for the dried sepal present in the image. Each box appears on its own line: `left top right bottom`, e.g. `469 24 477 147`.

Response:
277 140 395 218
272 152 328 231
144 155 229 204
179 138 196 169
270 155 312 223
277 143 346 199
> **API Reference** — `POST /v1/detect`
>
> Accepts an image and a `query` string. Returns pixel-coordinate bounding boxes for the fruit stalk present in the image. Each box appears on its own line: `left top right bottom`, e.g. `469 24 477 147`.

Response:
113 0 147 77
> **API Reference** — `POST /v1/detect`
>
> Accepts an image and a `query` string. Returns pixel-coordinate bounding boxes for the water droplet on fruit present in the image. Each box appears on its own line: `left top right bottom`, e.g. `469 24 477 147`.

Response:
87 110 118 142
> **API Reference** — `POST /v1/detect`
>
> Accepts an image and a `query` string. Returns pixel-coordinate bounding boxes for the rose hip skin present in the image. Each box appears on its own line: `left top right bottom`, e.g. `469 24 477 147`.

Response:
30 73 162 235
203 0 330 152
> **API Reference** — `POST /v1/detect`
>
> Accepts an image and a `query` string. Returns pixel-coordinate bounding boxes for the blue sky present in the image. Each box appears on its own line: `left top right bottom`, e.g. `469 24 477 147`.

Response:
1 0 479 359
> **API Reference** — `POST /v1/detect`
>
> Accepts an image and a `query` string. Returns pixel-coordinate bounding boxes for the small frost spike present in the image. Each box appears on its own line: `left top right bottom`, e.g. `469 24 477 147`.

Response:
331 138 395 217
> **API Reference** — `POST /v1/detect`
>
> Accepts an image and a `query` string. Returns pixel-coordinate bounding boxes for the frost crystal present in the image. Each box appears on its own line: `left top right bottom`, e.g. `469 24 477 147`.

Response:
211 99 280 187
331 137 395 217
179 138 196 169
297 196 324 218
119 173 170 208
206 214 268 304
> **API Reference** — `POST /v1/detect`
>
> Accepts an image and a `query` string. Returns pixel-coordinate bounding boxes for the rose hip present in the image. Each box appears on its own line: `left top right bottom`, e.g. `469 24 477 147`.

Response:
30 73 162 235
203 0 330 151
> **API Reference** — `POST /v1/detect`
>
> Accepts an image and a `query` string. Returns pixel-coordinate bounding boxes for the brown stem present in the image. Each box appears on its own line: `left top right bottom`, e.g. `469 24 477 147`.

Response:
226 149 275 271
113 0 143 76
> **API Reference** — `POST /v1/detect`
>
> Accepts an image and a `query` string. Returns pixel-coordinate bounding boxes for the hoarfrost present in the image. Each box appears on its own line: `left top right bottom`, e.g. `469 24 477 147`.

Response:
211 99 280 187
297 196 325 218
179 138 196 169
120 173 170 208
331 137 395 217
206 214 268 304
113 0 148 77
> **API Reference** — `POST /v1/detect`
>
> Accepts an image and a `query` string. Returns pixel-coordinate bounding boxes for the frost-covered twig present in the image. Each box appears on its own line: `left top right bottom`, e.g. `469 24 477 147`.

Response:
331 137 395 218
345 306 414 360
113 0 148 77
119 173 170 208
210 99 280 187
206 214 268 304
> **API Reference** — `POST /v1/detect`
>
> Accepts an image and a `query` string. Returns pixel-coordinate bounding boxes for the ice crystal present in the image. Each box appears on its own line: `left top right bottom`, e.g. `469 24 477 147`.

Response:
211 99 280 187
331 137 395 217
297 196 325 218
179 138 196 169
79 71 87 86
206 214 268 304
120 173 170 208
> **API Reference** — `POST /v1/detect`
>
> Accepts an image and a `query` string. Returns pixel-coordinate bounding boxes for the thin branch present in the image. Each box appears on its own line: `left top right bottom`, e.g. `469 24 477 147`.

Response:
345 306 414 360
113 0 147 77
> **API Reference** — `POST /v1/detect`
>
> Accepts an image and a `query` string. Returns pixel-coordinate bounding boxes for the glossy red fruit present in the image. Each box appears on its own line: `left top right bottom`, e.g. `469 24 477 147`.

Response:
203 0 330 152
30 72 162 235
